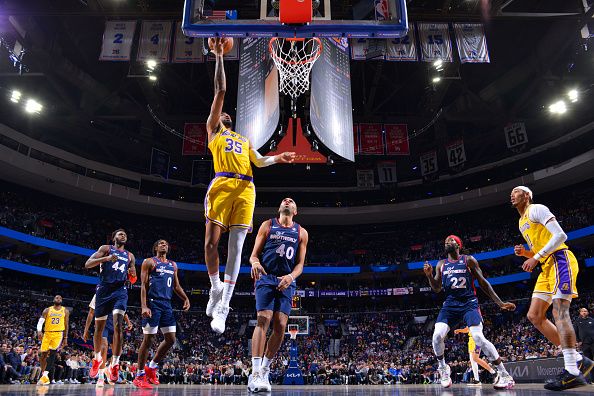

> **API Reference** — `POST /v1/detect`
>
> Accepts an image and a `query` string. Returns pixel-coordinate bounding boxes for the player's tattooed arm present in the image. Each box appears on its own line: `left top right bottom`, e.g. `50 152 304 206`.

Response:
85 245 114 269
467 256 516 311
173 265 190 311
206 38 226 140
140 258 153 318
424 260 443 293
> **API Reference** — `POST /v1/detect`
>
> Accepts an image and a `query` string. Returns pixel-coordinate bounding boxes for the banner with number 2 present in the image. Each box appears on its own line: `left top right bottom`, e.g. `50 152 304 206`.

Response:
99 21 137 61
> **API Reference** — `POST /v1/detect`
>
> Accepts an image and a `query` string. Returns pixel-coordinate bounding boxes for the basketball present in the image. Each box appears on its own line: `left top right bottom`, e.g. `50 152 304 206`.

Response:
208 37 234 55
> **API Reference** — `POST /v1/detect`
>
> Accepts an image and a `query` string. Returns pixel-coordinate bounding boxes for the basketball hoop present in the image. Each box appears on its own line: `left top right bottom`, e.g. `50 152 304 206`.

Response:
289 328 299 340
269 37 322 100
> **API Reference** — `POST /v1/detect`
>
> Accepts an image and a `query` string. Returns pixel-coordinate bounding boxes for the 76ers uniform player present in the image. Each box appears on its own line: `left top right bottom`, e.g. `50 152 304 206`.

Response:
85 229 137 383
248 198 308 392
133 239 190 389
423 235 515 390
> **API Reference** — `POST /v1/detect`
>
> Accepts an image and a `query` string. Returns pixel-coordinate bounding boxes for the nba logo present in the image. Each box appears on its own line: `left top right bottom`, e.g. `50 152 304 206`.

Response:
375 0 390 21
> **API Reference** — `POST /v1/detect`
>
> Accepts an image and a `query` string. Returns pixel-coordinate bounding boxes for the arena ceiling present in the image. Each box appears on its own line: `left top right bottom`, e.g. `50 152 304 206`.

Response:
0 0 593 188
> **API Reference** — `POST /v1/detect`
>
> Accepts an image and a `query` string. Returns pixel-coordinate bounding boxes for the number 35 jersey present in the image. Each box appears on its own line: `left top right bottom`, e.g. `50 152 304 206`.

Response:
261 218 300 276
441 255 477 306
208 126 252 177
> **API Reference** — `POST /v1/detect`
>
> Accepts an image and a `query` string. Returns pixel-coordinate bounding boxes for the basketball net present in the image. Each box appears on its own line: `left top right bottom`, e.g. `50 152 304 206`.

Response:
289 328 299 340
269 37 322 99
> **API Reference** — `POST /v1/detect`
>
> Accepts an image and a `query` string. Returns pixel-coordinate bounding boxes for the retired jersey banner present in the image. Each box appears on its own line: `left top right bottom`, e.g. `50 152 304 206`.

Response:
99 21 137 61
150 148 170 179
420 150 438 176
137 21 173 62
182 123 207 155
386 30 418 61
454 23 490 63
377 161 397 184
173 22 204 63
385 124 409 155
417 22 453 62
353 124 360 154
446 140 467 167
504 122 528 148
350 39 386 60
359 123 384 155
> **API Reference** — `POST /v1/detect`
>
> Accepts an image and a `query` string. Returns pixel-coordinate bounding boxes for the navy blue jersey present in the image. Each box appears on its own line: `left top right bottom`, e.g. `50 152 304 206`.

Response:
261 218 300 276
99 246 131 286
148 257 176 301
441 255 477 305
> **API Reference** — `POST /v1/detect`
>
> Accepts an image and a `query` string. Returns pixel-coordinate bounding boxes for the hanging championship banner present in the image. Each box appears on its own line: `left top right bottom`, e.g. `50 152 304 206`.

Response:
353 124 360 155
377 161 397 184
173 22 204 63
350 39 386 60
137 21 173 62
182 123 207 155
504 122 528 149
356 169 375 188
191 160 213 186
386 29 418 61
446 140 466 167
453 23 490 63
359 123 384 155
420 150 438 176
150 148 170 179
385 124 409 155
417 22 453 62
99 21 137 61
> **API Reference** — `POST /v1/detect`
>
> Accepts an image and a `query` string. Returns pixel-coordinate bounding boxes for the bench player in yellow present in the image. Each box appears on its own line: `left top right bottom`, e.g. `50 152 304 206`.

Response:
511 186 593 391
36 295 70 385
205 38 295 334
454 326 498 385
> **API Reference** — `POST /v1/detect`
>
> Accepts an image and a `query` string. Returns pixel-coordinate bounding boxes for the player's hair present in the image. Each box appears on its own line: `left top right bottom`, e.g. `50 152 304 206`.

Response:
111 228 127 242
153 239 169 255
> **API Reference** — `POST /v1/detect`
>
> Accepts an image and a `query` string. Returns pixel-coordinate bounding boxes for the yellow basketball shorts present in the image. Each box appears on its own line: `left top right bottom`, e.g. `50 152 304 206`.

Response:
534 249 578 299
204 176 255 231
40 332 63 352
468 335 479 354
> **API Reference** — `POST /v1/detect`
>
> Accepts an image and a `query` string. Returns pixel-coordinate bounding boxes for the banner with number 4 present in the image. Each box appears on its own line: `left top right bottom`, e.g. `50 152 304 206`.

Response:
504 122 528 148
137 21 173 62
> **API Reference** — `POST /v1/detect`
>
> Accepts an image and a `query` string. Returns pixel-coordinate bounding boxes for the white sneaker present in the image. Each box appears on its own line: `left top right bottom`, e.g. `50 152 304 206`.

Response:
493 372 514 390
96 378 105 388
260 367 272 392
248 372 261 392
210 303 230 334
439 364 452 388
56 380 63 384
206 284 224 317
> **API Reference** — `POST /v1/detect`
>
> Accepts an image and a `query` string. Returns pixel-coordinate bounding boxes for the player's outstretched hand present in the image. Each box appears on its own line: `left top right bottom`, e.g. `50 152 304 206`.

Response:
211 37 224 55
142 307 152 318
182 299 191 311
423 261 433 276
251 262 267 280
514 245 526 257
522 257 538 272
277 275 293 291
500 302 516 311
276 152 296 164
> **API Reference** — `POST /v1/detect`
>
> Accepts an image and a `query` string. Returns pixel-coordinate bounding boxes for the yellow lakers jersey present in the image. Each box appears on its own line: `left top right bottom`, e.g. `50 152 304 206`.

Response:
44 306 66 332
519 204 567 261
208 126 252 177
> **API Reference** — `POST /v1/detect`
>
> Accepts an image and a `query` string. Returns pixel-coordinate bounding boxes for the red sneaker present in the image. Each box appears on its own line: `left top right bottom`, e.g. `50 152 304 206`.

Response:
145 365 160 385
133 375 153 389
89 358 102 378
108 364 120 383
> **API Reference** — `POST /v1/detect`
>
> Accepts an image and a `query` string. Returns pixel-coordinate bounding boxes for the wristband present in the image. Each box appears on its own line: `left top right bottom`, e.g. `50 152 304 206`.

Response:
128 274 138 284
289 274 295 282
533 252 543 261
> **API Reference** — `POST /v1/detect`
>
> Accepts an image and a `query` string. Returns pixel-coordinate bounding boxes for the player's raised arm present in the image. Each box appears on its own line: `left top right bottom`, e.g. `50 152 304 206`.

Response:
85 245 113 269
140 258 153 318
424 260 443 293
467 256 515 311
172 264 191 311
249 142 296 168
206 38 226 139
250 220 271 280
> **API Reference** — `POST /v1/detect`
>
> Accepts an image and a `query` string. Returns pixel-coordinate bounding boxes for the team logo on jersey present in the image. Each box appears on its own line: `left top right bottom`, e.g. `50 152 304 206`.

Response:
561 283 569 291
520 222 531 233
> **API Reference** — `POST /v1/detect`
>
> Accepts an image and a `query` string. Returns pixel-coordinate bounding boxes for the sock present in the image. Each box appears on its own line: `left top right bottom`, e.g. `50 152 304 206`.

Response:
136 369 145 377
42 371 48 377
209 272 222 290
262 356 271 370
221 278 236 307
111 355 120 366
94 352 102 361
437 357 446 369
562 349 580 376
252 357 262 374
576 353 583 363
470 359 479 381
496 362 508 376
98 368 105 379
148 360 158 369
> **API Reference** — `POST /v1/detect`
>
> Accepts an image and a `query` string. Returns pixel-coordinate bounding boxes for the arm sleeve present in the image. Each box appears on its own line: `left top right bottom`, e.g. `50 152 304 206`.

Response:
89 295 96 309
534 218 568 261
37 318 45 332
249 147 276 168
528 204 555 225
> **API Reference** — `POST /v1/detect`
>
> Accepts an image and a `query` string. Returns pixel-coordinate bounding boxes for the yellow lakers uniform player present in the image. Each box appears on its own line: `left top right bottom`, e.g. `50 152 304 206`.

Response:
205 126 255 231
519 203 578 301
41 305 66 352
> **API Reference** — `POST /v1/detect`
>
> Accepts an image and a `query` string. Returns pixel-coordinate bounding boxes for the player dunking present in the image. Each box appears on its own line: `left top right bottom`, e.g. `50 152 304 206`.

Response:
85 229 137 383
133 239 190 389
204 38 295 334
36 295 69 386
248 198 308 392
454 326 498 385
511 186 593 390
424 235 516 389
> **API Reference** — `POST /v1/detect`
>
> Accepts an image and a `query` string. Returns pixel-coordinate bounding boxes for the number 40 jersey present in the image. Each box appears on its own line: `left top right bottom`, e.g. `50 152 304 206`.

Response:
261 218 300 276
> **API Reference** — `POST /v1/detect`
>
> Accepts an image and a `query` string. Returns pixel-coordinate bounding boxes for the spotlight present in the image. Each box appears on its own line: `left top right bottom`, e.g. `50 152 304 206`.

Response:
311 141 319 152
432 77 441 83
149 75 157 81
567 89 578 103
548 100 567 114
10 90 22 103
146 59 157 71
24 98 42 114
433 60 443 70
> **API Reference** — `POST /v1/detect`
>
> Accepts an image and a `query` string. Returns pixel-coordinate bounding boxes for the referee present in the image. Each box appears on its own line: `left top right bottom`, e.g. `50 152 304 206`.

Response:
575 307 594 360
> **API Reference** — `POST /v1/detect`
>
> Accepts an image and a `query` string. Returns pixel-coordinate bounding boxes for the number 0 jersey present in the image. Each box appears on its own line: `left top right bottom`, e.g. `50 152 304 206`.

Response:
208 126 252 177
99 245 131 286
261 218 300 276
148 257 177 301
441 255 477 305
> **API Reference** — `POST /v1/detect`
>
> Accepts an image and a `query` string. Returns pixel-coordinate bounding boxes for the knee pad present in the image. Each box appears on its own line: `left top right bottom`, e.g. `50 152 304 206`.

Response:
469 324 486 347
433 322 449 342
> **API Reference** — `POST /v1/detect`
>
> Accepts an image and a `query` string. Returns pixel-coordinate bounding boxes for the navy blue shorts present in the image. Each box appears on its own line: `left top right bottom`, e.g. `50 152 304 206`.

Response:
436 299 482 328
142 299 176 334
95 284 128 319
255 274 296 316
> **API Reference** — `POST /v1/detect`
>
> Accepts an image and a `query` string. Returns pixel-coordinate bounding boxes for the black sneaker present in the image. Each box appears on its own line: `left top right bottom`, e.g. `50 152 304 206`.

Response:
468 378 481 386
578 355 594 380
543 369 587 391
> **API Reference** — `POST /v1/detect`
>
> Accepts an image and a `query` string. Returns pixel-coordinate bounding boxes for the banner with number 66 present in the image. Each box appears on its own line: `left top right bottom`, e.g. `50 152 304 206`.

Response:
99 21 137 61
504 122 528 148
137 21 173 62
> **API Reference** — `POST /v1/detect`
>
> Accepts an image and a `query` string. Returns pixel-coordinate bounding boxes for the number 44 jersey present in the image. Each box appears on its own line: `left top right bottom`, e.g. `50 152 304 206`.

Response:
262 218 300 276
441 255 477 306
99 245 131 286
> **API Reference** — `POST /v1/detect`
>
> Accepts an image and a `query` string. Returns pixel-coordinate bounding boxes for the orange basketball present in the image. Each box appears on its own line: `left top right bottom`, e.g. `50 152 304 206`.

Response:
208 37 234 54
